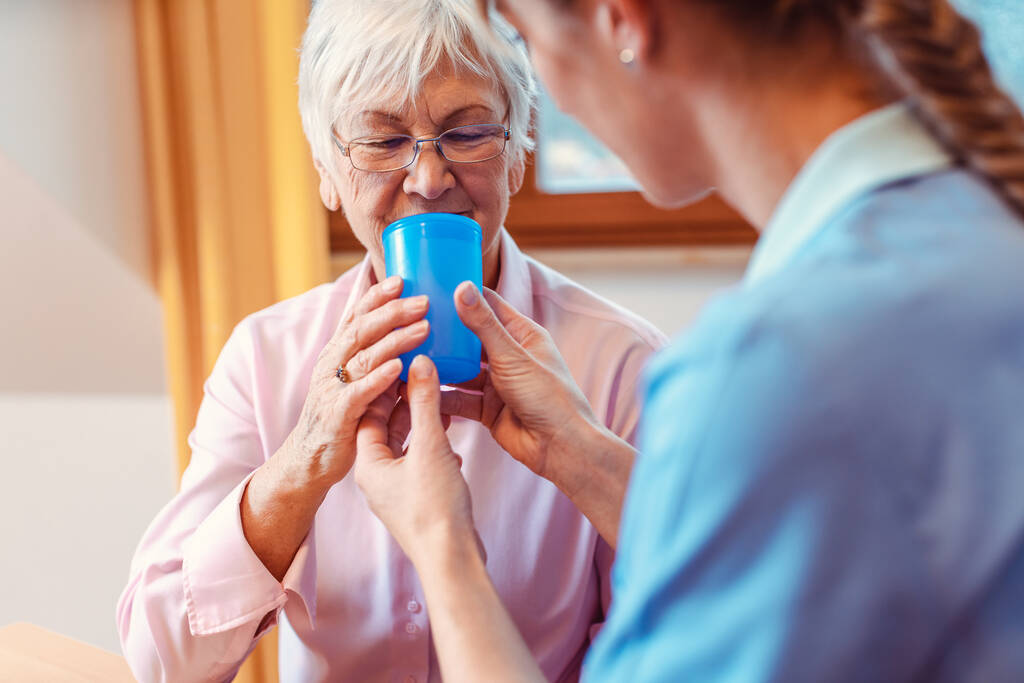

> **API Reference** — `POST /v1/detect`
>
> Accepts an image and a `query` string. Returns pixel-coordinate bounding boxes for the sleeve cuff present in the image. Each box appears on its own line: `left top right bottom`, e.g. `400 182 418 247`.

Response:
182 471 318 636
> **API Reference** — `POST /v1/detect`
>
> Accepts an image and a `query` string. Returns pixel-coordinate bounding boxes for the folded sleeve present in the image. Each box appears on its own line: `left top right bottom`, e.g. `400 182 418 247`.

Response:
116 320 317 683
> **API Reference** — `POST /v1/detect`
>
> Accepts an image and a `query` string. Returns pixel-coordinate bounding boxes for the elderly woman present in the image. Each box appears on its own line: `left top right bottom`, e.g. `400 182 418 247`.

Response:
117 1 664 681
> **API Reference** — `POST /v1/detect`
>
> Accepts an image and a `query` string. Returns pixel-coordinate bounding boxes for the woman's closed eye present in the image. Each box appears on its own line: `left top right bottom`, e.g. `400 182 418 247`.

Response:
445 132 487 144
361 136 409 150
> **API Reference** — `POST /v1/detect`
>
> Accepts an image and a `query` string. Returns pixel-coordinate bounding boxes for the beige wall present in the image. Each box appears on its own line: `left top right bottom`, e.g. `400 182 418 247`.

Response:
528 246 749 338
0 0 175 654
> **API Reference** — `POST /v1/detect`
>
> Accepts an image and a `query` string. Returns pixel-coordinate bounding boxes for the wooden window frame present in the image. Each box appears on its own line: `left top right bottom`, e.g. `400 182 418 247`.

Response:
329 160 755 251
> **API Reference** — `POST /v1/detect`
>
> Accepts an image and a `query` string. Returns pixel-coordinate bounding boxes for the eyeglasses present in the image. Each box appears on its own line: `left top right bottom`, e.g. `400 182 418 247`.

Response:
332 123 511 173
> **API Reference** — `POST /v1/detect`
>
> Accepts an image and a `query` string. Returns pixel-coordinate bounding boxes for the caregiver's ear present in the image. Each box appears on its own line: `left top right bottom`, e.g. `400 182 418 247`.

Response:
508 156 526 196
315 159 342 211
593 0 656 62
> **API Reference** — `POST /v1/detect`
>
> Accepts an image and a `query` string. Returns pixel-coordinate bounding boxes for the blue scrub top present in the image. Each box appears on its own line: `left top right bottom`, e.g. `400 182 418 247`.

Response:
583 138 1024 679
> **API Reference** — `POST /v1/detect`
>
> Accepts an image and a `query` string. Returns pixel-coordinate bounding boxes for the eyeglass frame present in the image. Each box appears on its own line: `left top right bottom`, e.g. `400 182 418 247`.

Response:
331 123 512 173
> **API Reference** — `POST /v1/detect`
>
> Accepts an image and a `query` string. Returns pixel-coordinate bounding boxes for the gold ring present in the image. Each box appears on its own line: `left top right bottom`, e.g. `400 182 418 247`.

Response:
336 364 350 383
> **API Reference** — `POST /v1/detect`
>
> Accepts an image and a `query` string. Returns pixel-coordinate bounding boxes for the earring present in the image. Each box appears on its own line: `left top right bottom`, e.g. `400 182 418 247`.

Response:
618 48 635 65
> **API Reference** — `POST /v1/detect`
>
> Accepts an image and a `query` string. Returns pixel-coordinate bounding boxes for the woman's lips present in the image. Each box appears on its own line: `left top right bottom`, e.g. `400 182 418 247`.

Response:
391 210 472 220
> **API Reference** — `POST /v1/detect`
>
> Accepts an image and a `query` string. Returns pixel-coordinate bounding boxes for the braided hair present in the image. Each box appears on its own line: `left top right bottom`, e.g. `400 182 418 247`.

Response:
748 0 1024 218
858 0 1024 216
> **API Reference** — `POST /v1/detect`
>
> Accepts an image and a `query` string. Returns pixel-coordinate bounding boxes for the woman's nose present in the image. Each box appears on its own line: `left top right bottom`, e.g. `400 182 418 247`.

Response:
402 143 457 200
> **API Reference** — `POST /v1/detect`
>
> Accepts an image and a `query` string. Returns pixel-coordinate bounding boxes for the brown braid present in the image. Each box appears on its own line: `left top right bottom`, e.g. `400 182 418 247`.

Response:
854 0 1024 218
709 0 1024 218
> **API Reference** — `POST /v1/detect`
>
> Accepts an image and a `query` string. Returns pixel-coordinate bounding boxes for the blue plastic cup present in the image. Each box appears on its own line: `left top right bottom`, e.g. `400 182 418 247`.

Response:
382 212 483 384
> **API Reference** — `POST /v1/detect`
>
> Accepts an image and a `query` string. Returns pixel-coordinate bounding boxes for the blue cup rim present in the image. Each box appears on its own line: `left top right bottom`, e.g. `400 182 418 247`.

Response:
382 212 482 241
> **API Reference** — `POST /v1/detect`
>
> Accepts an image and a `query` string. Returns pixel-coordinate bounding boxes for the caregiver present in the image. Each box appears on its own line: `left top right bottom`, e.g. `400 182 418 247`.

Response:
355 0 1024 681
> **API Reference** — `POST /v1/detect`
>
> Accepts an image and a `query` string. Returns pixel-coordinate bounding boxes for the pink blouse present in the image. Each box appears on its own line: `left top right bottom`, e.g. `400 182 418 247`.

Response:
117 231 666 682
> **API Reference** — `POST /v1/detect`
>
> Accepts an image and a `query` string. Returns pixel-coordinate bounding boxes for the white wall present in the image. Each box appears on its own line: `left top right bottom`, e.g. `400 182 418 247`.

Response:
0 0 152 280
0 0 176 654
529 246 749 338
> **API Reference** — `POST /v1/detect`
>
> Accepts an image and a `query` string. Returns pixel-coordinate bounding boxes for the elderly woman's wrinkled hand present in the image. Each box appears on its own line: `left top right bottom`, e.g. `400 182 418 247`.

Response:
444 282 606 499
354 355 483 567
283 275 431 489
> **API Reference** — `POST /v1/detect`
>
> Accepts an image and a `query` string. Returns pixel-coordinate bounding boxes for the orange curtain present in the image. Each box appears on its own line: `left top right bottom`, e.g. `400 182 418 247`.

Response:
134 1 326 681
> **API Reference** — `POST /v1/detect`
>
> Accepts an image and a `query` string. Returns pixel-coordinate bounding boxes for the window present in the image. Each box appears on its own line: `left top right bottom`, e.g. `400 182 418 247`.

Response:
534 87 637 195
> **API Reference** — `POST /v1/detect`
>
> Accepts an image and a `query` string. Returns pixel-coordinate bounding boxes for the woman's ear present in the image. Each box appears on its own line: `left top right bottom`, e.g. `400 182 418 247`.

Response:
508 156 526 196
594 0 656 64
315 159 342 211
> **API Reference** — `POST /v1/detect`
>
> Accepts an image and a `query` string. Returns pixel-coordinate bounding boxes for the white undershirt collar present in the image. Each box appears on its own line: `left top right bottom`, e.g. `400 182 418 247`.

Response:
745 102 955 287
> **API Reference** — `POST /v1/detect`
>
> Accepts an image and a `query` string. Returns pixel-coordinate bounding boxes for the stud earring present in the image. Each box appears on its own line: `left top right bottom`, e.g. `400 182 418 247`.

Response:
618 48 635 65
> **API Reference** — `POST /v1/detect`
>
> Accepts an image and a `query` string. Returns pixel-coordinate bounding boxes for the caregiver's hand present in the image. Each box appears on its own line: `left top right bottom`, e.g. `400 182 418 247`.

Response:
241 275 431 580
355 354 546 683
354 354 479 567
448 282 635 547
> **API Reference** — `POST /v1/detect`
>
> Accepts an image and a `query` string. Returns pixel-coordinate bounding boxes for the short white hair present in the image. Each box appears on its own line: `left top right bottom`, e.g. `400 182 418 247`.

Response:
298 0 537 169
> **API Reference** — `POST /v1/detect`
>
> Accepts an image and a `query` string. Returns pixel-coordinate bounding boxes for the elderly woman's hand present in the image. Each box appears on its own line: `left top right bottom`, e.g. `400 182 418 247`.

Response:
354 355 481 567
242 275 433 581
284 275 432 488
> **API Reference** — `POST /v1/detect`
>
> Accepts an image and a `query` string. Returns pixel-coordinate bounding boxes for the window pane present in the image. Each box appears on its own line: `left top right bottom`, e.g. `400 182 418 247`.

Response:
957 0 1024 106
535 87 637 194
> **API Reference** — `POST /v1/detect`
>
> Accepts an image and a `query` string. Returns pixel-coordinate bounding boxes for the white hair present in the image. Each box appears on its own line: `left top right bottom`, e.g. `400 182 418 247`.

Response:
298 0 537 169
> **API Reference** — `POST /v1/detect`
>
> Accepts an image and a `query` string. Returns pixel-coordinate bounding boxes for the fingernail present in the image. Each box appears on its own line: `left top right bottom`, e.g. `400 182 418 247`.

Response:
384 276 402 293
411 355 434 379
459 282 478 306
405 295 429 311
409 320 429 334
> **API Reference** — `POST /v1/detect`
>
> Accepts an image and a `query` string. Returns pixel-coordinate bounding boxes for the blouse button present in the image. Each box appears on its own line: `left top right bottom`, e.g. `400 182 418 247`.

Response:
407 600 421 613
405 622 419 635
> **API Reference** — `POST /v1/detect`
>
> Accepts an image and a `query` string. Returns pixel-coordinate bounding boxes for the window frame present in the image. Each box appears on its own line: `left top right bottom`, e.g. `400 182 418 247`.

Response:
328 161 755 251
